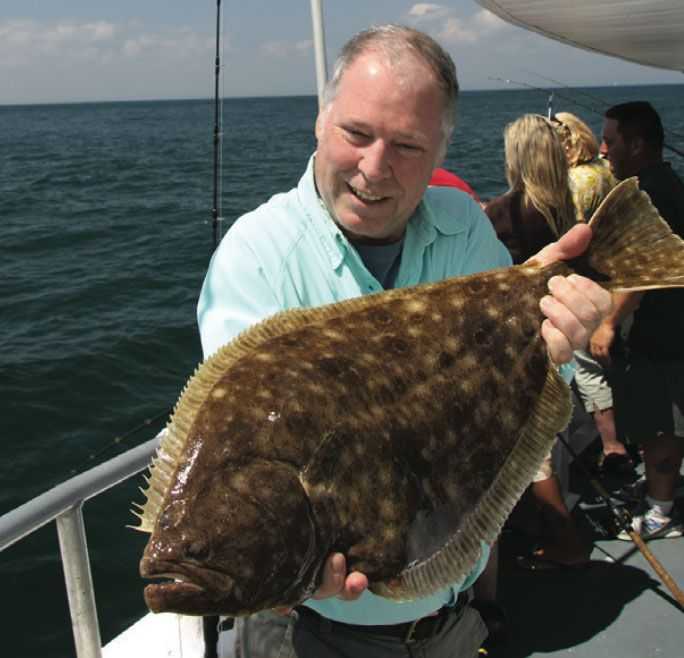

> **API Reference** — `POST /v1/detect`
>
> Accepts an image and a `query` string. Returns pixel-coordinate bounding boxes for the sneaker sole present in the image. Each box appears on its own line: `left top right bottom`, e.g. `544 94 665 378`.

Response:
617 527 683 541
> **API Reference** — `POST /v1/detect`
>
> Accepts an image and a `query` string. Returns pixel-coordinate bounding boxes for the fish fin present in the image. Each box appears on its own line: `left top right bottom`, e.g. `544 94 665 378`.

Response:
577 177 684 292
373 364 571 600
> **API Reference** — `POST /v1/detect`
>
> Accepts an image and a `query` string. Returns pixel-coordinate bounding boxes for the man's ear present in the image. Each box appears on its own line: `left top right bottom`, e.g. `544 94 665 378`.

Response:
629 135 645 158
434 145 446 169
314 107 328 141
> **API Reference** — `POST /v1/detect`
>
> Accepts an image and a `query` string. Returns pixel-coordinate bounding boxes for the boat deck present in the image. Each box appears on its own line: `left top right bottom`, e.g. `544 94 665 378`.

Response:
496 513 684 658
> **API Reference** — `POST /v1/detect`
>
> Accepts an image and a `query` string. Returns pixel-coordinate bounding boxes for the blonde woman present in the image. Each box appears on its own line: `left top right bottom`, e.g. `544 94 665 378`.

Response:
553 111 617 222
485 113 576 263
553 112 636 479
485 114 590 569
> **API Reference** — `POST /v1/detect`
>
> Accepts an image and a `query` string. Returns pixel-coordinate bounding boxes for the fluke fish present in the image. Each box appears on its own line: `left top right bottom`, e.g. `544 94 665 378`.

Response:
133 178 684 616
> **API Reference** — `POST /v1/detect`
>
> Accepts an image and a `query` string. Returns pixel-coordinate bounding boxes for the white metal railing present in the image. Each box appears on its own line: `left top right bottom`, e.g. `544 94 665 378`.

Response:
0 434 160 658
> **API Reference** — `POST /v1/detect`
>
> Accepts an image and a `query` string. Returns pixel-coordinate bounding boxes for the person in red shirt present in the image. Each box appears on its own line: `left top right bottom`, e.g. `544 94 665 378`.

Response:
429 167 481 203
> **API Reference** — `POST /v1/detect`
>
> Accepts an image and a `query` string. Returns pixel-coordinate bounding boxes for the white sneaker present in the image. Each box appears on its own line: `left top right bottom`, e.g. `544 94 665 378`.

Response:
617 507 683 540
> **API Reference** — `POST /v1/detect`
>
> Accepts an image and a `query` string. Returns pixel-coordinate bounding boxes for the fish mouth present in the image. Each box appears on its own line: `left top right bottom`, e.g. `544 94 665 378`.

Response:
144 579 206 613
141 557 231 614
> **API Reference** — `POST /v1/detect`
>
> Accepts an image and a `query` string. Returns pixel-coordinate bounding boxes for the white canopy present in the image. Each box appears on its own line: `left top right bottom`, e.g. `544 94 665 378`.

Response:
476 1 684 73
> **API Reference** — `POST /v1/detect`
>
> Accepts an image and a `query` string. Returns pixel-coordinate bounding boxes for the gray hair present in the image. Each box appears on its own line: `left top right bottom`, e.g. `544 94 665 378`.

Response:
322 25 459 150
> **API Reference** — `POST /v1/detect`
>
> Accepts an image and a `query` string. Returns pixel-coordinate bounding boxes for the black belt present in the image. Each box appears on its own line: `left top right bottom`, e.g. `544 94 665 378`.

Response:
296 590 469 644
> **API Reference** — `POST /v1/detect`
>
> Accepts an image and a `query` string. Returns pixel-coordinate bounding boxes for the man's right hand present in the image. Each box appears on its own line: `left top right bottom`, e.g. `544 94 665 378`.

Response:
313 553 368 601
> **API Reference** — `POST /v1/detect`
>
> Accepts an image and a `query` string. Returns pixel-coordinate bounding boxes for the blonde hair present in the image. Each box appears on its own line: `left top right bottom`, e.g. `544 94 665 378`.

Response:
553 112 599 167
504 114 576 238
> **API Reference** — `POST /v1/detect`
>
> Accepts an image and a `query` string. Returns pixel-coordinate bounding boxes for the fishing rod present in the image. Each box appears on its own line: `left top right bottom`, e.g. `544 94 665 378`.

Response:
490 75 684 159
524 69 684 143
555 432 684 609
489 76 600 118
60 409 171 481
522 69 606 117
211 0 225 250
204 2 227 655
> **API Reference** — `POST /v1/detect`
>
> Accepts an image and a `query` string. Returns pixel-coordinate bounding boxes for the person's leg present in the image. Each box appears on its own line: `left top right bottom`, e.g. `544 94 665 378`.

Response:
574 350 626 460
616 358 684 539
643 434 684 502
594 407 626 456
618 435 684 539
594 405 638 481
529 475 590 564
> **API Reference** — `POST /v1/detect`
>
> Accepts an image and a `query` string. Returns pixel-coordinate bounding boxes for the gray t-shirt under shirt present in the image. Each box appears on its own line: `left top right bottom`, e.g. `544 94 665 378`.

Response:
353 240 403 290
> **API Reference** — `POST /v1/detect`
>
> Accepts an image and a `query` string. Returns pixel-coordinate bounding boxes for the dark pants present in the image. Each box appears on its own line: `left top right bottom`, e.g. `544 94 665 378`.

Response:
610 354 684 442
292 604 487 658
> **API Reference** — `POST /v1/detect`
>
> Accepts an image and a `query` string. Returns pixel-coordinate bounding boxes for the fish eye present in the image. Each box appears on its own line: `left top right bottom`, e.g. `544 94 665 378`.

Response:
186 540 210 561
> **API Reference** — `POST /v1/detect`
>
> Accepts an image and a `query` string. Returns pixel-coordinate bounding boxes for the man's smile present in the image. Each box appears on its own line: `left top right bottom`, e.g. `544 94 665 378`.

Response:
347 182 389 203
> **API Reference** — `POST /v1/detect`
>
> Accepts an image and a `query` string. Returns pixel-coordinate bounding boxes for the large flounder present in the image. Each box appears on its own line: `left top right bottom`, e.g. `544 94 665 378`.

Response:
135 179 684 616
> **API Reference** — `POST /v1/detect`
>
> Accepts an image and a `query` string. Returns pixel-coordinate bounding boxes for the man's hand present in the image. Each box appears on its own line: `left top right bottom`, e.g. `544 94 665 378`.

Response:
313 553 368 601
590 322 616 366
529 224 612 364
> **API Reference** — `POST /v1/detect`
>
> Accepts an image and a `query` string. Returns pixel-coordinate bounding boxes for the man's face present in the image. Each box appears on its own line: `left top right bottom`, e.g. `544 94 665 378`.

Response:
314 52 446 244
600 118 636 180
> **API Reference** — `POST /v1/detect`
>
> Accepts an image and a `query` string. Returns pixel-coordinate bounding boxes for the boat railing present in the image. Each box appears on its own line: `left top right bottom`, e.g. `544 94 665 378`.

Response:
0 434 161 658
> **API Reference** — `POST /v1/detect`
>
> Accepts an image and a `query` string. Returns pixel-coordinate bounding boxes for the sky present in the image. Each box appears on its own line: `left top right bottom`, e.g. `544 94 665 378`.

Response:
1 0 682 105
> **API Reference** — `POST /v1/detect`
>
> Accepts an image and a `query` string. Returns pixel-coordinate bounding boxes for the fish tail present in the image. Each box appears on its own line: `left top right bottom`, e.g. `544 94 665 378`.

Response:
576 177 684 292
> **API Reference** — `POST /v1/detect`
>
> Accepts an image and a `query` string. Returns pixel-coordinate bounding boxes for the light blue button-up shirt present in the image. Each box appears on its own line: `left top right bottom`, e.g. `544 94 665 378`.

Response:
197 155 512 625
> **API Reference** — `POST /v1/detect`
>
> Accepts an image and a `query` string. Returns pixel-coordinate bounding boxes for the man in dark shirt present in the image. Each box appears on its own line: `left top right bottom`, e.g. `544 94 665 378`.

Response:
593 101 684 539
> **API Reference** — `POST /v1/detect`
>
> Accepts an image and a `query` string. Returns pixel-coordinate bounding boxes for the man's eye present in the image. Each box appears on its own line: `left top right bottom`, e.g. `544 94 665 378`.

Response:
345 128 369 141
397 142 423 155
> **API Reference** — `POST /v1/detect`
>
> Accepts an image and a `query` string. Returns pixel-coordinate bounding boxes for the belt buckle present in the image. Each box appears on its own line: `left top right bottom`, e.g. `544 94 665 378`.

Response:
404 617 421 644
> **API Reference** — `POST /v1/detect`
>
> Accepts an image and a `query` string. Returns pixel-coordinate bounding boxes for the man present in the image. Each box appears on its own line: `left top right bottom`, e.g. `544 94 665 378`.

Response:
200 25 610 658
593 101 684 540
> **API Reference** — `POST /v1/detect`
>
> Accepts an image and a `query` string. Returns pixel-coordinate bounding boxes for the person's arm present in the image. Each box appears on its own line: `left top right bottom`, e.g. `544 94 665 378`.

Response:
590 291 643 365
197 232 282 358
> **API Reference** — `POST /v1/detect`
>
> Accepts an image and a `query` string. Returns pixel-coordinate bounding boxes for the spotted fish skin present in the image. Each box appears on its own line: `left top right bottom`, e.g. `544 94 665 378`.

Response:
136 178 684 616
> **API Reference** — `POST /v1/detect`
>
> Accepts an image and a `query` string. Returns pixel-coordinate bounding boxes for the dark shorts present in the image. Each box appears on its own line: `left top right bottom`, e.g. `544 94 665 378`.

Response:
291 598 487 658
610 354 684 443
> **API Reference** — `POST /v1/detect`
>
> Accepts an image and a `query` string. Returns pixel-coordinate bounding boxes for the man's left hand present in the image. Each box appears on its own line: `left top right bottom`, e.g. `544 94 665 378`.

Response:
529 224 613 364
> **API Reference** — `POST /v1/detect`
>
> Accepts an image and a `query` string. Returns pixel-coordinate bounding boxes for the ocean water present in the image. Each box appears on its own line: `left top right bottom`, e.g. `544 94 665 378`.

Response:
1 85 683 657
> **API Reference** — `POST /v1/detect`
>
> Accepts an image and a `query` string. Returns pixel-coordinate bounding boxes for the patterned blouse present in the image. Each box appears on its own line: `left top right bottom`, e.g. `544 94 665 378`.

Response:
568 158 617 222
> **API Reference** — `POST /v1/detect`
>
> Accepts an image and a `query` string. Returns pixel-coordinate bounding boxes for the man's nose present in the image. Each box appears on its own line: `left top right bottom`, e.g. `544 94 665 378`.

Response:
359 140 391 181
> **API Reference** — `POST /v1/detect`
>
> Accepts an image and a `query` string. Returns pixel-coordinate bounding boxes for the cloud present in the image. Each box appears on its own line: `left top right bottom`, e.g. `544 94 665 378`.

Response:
261 39 312 58
0 19 214 69
405 5 508 45
0 18 218 102
408 4 451 20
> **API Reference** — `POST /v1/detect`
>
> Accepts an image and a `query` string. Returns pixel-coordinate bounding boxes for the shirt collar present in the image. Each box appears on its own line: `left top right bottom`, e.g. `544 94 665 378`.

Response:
297 154 349 270
297 154 465 270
